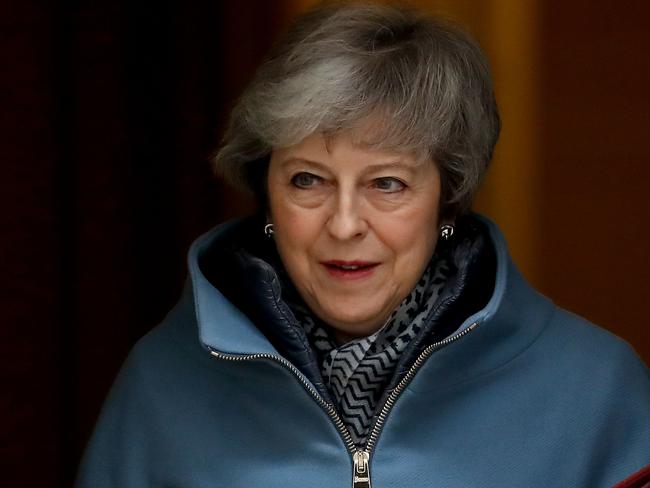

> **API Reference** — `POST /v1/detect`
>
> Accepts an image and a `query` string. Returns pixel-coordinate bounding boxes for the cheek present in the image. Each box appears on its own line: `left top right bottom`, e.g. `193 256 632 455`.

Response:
379 205 440 260
389 223 437 258
273 205 322 261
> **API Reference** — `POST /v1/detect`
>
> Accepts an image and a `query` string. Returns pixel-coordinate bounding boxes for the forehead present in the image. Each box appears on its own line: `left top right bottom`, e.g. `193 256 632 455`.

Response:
271 131 428 170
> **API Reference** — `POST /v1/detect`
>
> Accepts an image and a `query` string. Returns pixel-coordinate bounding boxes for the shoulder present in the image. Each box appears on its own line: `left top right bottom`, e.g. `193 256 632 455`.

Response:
75 289 243 488
528 304 650 436
476 211 648 380
119 285 217 394
543 305 647 377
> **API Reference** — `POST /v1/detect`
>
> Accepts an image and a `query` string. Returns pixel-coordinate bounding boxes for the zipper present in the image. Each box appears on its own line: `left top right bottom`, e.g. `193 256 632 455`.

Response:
207 349 357 454
208 320 479 488
364 321 480 454
353 450 371 488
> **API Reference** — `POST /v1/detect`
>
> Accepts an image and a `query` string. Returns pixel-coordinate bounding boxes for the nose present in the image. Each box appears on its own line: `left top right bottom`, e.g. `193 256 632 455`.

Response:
325 188 368 240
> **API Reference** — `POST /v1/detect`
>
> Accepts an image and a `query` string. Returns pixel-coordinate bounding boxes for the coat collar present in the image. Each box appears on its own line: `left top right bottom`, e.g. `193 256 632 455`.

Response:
188 218 281 356
187 214 554 389
407 214 555 391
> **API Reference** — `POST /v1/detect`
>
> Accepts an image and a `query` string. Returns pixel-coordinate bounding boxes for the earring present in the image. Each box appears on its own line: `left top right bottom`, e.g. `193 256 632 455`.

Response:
264 223 275 237
439 224 454 240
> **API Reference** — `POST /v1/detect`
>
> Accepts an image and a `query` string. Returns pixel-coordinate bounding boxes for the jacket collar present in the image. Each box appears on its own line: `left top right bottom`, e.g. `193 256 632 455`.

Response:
187 214 554 387
189 218 281 356
406 214 555 391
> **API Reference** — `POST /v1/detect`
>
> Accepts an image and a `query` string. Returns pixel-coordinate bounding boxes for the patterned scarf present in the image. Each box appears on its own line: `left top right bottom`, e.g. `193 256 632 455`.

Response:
284 257 451 447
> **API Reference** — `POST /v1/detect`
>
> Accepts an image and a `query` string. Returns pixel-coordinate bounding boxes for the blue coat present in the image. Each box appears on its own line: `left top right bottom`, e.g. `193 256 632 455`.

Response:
76 216 650 487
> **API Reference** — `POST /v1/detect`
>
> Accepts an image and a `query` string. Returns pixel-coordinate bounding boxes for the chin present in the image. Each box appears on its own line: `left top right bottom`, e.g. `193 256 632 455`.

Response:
325 309 386 338
306 292 392 336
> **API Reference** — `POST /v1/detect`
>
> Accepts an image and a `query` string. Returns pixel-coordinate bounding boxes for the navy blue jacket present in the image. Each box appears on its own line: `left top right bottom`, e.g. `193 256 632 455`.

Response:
76 215 650 487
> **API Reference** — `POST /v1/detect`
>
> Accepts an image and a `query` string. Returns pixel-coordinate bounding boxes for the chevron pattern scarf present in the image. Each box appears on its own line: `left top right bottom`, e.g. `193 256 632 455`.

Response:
286 257 450 447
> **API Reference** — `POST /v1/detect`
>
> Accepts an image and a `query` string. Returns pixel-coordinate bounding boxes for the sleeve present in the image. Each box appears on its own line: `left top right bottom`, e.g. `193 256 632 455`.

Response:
591 341 650 487
75 348 158 488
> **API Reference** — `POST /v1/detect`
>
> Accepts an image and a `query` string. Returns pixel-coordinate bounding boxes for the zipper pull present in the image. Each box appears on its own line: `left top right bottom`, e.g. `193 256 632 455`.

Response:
353 450 371 488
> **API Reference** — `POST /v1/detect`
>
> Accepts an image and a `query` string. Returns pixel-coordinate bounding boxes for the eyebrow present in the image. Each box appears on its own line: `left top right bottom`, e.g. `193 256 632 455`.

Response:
362 162 418 174
279 158 418 175
279 158 329 171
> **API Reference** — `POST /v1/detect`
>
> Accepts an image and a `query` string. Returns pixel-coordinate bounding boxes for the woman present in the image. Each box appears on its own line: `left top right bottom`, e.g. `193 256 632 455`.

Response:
76 3 650 487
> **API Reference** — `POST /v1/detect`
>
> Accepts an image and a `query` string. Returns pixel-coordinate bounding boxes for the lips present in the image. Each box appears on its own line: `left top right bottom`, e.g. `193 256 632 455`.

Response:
321 260 379 280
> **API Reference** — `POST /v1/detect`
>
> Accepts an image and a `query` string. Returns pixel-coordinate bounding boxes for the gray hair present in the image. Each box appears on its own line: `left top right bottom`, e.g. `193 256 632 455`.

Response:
213 2 501 219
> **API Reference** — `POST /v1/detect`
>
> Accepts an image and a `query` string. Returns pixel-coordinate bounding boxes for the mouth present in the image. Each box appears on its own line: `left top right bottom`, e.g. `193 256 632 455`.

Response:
320 260 380 280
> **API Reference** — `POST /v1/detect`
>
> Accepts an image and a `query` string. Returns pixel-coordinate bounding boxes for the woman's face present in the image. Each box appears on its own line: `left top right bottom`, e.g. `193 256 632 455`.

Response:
267 132 442 342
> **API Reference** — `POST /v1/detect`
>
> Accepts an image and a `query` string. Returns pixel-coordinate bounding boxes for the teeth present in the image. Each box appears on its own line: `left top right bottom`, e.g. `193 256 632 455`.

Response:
340 265 360 270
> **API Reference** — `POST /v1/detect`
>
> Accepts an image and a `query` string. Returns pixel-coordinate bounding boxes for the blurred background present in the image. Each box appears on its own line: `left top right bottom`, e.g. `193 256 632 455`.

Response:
1 0 648 486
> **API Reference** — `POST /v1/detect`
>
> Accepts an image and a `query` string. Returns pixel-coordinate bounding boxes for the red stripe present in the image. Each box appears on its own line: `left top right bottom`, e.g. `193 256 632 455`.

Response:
612 464 650 488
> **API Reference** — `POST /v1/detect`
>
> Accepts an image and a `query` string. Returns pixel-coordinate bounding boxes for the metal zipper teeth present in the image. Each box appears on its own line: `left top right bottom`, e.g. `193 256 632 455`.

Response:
364 321 480 454
208 349 358 454
208 320 479 459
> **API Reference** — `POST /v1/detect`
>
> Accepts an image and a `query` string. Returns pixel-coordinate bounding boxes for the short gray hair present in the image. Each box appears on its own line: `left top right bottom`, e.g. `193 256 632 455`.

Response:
213 2 501 219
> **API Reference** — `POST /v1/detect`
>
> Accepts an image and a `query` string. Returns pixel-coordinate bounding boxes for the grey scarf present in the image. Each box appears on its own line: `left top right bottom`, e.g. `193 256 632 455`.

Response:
284 257 450 447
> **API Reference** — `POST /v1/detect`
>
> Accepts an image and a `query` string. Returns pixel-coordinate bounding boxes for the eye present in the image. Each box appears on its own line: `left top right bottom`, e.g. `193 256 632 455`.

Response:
291 172 323 189
373 177 406 193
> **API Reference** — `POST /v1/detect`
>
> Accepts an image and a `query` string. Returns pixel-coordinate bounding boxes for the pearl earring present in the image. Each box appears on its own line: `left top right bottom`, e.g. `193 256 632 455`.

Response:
439 224 454 240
